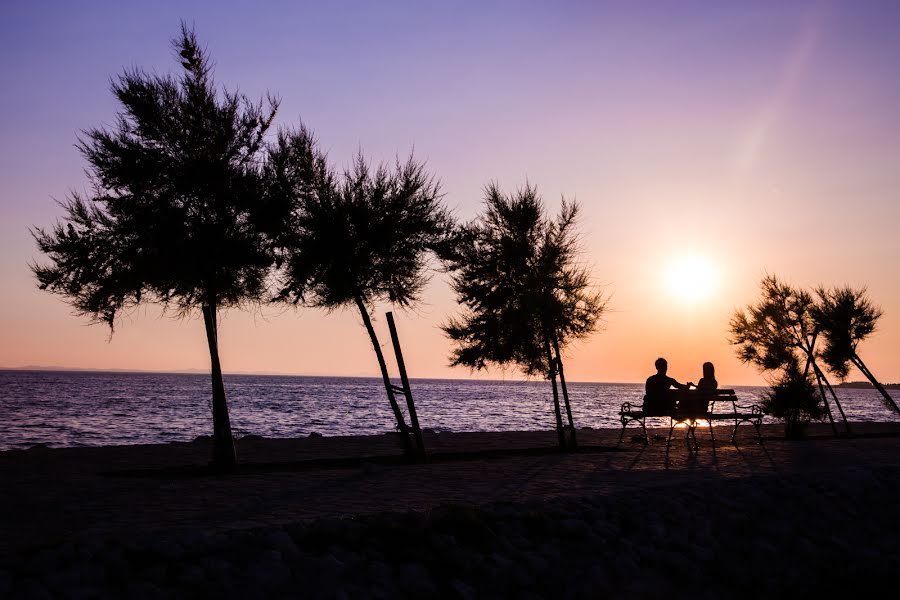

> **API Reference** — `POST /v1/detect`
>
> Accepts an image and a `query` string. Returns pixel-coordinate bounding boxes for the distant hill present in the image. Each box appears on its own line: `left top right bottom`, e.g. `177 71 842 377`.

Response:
834 381 900 390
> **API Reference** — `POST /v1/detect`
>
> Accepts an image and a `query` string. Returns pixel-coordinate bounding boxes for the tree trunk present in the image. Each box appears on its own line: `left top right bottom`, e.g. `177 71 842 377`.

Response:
552 336 577 450
812 361 851 434
354 294 409 436
851 354 900 415
544 336 567 451
804 351 838 436
202 299 237 472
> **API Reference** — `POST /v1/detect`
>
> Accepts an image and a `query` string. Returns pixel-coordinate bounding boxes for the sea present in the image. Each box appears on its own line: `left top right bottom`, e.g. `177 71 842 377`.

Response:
1 370 898 451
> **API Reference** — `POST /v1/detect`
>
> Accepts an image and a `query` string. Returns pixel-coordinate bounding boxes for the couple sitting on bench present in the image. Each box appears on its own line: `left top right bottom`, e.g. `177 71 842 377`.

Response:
644 357 717 416
620 358 763 445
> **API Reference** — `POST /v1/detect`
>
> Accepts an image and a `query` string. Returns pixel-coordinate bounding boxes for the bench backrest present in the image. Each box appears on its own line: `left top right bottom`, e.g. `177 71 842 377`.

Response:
674 389 736 418
675 395 711 416
640 389 737 418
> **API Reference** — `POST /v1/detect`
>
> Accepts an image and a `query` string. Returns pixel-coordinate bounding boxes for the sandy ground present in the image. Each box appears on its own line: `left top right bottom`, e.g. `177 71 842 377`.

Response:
2 422 900 598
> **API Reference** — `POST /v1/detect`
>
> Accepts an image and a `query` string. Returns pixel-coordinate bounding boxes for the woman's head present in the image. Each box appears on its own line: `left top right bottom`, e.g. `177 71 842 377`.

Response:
703 361 715 379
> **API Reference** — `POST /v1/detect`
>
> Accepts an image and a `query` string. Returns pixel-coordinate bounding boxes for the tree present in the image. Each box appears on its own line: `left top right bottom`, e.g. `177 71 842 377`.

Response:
31 25 279 471
729 275 846 433
813 286 900 415
271 128 447 440
762 358 826 439
441 183 607 450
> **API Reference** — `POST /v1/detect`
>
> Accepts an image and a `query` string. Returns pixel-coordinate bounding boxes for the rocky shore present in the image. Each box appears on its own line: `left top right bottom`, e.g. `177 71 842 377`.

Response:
3 425 900 598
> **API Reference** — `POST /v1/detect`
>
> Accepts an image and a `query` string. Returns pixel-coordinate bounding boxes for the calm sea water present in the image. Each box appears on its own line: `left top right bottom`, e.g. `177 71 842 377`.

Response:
1 370 898 451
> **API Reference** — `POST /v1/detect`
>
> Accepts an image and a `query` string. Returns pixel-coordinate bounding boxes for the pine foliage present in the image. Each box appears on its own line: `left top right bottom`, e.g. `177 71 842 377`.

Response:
272 131 447 310
442 183 607 377
813 286 882 379
729 275 815 373
32 24 279 327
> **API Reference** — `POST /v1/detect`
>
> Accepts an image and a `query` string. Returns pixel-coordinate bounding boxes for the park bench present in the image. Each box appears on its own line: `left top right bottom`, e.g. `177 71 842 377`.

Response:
618 389 763 448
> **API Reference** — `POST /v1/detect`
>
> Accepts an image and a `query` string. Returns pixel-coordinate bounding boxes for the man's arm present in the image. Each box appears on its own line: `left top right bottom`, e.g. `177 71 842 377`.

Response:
668 376 688 390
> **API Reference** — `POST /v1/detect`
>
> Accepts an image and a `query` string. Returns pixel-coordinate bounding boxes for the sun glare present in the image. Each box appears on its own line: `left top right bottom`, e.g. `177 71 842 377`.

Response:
666 255 716 302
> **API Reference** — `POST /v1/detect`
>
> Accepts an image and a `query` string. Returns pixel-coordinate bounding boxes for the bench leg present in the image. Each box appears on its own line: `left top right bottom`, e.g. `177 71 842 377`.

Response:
619 416 650 445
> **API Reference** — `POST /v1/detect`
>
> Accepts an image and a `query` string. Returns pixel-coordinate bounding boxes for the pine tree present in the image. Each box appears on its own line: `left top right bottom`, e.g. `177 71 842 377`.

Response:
31 25 280 471
442 183 607 450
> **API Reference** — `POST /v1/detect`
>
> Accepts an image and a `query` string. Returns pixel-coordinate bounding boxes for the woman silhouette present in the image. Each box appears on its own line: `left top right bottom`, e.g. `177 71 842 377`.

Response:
696 361 718 392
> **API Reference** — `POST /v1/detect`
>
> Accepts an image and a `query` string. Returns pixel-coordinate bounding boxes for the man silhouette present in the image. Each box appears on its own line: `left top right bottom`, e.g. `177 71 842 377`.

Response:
644 357 689 415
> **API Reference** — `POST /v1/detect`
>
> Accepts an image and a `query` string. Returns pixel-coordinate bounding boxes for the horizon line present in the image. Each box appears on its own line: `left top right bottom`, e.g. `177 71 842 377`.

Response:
0 365 783 387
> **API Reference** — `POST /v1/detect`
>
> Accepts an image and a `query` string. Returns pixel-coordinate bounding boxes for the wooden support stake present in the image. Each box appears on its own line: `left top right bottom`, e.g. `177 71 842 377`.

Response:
386 312 427 461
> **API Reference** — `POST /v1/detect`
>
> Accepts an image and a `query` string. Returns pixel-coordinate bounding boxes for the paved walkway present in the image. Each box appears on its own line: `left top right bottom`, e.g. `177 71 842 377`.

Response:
3 422 900 556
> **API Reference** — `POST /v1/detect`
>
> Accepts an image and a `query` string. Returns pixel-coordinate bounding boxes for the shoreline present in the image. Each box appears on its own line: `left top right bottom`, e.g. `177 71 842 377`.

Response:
3 423 900 597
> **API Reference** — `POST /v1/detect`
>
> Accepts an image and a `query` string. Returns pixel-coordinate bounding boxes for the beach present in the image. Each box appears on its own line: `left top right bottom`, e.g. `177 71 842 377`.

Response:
3 423 900 598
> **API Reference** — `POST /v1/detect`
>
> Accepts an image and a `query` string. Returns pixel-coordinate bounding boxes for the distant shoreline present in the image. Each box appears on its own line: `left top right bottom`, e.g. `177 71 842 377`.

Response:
834 381 900 390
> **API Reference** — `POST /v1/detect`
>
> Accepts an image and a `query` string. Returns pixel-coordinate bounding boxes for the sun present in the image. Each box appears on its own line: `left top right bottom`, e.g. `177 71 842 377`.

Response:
665 255 716 302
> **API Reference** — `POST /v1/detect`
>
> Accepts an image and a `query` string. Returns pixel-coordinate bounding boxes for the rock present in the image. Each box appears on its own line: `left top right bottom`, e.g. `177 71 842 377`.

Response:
308 432 323 438
125 581 166 600
265 530 299 558
366 560 392 588
397 562 436 596
319 552 345 574
451 578 477 600
199 557 232 582
493 553 532 588
177 565 205 586
250 550 291 586
149 538 185 561
139 565 168 583
560 517 588 538
15 578 53 600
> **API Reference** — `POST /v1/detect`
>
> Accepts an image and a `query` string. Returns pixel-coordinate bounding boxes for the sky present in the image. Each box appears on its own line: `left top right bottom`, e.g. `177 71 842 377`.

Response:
2 0 900 385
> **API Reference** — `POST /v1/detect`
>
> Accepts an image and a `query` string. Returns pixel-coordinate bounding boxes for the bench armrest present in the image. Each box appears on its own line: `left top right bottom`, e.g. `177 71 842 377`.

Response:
620 401 638 413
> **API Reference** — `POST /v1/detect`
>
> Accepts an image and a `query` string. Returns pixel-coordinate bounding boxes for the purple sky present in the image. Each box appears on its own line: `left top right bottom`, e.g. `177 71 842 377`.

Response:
2 1 900 385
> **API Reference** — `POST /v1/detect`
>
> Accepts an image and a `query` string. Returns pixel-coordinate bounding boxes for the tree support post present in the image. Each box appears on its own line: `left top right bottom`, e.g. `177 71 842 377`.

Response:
544 336 568 451
354 294 412 455
552 336 577 450
386 312 427 462
852 355 900 415
812 362 851 434
803 352 839 436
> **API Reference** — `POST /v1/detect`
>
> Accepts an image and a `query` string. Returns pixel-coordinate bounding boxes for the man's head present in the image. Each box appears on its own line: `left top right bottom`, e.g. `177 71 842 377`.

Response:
654 357 668 374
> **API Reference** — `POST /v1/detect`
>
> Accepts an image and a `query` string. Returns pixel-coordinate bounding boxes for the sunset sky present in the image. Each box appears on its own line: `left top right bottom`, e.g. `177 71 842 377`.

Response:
2 0 899 385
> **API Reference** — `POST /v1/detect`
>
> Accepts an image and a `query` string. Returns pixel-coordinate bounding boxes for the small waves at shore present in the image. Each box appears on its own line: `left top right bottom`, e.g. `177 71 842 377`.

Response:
1 370 898 450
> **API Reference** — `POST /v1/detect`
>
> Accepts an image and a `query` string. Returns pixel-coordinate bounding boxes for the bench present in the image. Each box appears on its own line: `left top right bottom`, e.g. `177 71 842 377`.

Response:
619 389 763 447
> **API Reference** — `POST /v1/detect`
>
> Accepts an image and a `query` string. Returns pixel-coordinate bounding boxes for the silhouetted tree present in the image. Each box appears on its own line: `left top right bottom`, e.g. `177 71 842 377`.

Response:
31 25 279 471
271 129 447 438
729 275 845 433
813 286 900 415
442 183 607 450
762 357 826 439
